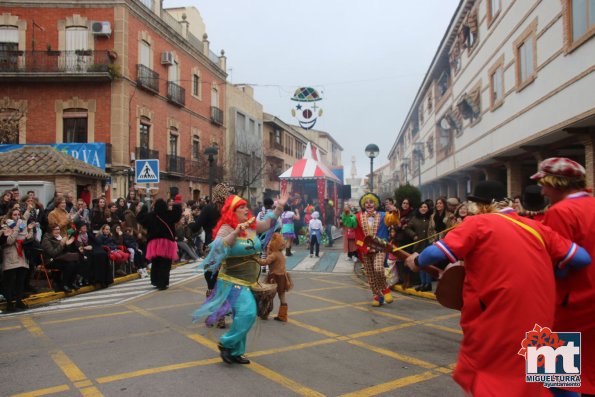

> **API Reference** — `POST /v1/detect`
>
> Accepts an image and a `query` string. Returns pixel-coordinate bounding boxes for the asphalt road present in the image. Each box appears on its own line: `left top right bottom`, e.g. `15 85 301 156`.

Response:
0 260 464 396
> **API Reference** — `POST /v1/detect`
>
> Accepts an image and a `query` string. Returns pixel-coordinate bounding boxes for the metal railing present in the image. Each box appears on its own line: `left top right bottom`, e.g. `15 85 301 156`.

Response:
208 50 220 64
0 50 111 73
136 64 159 93
135 147 159 160
166 154 185 174
210 106 224 125
167 81 185 106
187 32 203 50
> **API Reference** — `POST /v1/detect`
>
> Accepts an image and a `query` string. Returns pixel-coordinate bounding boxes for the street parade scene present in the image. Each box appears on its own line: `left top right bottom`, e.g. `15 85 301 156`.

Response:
0 0 594 396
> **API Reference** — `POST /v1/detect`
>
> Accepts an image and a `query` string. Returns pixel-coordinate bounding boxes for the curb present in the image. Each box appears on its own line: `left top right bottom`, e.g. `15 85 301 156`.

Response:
1 260 193 311
391 284 437 301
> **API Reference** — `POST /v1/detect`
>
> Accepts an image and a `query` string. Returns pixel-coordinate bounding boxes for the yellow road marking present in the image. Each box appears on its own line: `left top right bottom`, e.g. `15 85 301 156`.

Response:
352 305 414 322
74 381 92 388
249 338 337 357
348 339 438 369
424 323 463 335
247 361 325 397
288 318 342 338
0 325 22 332
10 384 70 397
291 304 350 315
41 311 133 325
347 322 417 339
96 358 221 384
50 351 87 382
300 285 352 293
20 317 45 339
338 370 440 397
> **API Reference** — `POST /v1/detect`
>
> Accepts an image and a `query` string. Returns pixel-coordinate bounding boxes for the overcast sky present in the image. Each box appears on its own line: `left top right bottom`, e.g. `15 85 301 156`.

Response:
163 0 460 178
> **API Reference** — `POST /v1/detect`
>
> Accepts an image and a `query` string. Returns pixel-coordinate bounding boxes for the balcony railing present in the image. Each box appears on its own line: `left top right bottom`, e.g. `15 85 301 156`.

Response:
135 147 159 160
166 154 185 174
210 106 224 125
136 64 159 94
167 81 185 106
0 50 112 80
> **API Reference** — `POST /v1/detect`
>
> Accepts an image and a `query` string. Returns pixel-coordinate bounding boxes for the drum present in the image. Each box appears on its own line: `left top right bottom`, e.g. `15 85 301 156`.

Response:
250 281 277 319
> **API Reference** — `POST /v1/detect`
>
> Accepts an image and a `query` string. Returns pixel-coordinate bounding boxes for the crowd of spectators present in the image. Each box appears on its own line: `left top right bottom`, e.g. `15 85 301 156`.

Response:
0 188 211 312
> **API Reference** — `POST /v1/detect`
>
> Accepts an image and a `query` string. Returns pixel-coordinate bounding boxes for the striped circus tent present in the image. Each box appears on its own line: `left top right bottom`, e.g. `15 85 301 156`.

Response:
279 142 341 182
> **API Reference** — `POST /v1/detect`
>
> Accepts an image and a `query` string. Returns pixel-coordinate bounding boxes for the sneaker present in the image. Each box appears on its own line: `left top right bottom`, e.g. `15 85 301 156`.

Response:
141 269 149 278
352 257 358 263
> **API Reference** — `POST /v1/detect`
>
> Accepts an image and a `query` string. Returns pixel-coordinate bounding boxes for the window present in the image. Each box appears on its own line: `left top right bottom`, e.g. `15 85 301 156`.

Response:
168 59 178 82
169 130 178 156
211 86 219 108
0 25 18 52
192 74 200 96
140 0 154 9
140 40 150 67
65 26 88 51
63 109 88 143
514 20 537 91
489 56 505 110
140 121 150 148
0 108 21 144
192 136 200 159
565 0 595 49
274 130 281 145
487 0 501 27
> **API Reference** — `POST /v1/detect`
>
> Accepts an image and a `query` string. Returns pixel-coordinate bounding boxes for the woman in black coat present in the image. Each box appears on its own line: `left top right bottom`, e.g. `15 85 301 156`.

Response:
137 199 182 290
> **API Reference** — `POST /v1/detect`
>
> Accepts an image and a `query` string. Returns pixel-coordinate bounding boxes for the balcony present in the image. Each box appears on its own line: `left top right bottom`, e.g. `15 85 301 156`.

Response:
135 147 159 160
136 64 159 94
210 106 224 125
0 50 112 82
166 154 185 175
167 81 185 106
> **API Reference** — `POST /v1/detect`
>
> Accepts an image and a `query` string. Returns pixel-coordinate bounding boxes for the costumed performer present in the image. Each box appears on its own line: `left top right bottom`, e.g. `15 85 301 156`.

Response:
257 232 292 322
192 193 287 364
404 180 591 397
354 192 400 306
530 157 595 396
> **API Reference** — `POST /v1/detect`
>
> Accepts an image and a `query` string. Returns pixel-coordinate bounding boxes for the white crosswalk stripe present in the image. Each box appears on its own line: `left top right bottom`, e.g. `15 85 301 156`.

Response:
19 263 204 314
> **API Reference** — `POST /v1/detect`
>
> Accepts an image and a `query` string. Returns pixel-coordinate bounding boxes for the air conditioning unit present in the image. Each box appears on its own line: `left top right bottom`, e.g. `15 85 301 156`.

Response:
91 21 112 36
161 51 174 65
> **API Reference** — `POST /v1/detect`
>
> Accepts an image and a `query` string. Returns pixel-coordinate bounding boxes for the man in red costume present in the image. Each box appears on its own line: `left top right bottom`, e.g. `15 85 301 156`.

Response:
405 181 591 397
531 157 595 396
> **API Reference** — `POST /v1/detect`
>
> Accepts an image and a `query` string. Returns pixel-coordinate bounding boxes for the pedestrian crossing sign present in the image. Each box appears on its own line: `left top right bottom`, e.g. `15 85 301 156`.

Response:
135 159 160 183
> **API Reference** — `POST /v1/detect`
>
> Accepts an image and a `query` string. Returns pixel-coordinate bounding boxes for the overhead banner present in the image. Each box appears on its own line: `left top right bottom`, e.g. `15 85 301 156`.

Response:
0 143 107 170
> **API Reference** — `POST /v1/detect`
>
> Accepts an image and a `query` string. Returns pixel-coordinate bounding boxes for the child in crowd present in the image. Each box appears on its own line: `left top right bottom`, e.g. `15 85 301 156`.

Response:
308 211 323 258
386 226 399 288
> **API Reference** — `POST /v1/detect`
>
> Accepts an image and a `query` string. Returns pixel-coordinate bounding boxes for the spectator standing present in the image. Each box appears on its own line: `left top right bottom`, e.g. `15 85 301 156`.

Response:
64 192 75 213
280 204 299 256
341 204 358 262
0 190 13 216
405 202 434 292
90 198 109 232
2 209 34 311
137 199 182 290
308 211 323 258
324 199 335 247
80 185 92 208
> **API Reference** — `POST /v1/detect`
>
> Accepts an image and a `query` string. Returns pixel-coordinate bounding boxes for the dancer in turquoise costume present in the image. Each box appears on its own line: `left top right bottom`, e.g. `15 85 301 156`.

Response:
192 193 287 364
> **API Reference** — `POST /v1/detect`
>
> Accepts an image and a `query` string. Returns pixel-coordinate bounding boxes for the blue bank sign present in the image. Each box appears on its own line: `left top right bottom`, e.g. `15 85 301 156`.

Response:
0 143 107 170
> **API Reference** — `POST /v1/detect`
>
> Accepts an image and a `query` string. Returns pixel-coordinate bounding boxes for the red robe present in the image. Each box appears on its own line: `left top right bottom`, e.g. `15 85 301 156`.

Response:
438 212 575 396
542 192 595 394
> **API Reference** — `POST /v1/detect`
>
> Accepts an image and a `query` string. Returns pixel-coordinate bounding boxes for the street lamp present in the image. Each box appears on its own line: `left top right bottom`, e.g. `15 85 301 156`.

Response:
365 143 379 193
204 145 218 200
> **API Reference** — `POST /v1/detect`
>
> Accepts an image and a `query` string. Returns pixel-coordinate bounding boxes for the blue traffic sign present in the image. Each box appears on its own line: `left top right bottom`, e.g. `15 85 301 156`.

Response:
135 159 160 183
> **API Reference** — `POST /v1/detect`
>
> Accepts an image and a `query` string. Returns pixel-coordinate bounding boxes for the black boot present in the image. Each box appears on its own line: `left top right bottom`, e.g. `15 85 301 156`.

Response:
217 343 234 364
285 248 293 256
232 355 251 364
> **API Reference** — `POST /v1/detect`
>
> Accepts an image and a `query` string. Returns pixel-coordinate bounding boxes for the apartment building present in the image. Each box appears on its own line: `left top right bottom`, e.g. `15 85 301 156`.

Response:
0 0 227 200
387 0 595 199
225 84 264 207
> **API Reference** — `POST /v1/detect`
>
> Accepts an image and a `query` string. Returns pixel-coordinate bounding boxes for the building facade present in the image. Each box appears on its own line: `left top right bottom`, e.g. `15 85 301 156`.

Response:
0 0 227 201
387 0 595 200
225 84 263 207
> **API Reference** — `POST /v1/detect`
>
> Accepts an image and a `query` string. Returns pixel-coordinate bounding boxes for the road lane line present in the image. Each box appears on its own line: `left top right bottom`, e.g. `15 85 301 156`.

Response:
338 370 440 397
10 384 71 397
347 339 438 369
247 362 325 397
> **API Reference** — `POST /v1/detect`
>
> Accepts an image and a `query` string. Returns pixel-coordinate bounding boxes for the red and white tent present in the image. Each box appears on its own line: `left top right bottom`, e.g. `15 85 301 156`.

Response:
279 142 342 220
279 142 341 182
